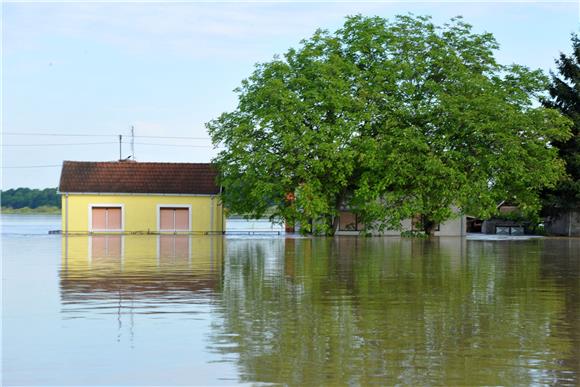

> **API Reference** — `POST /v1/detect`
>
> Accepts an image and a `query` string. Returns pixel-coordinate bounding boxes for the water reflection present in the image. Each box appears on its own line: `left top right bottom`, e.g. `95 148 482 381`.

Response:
211 237 579 386
60 235 223 320
90 235 123 261
57 235 579 385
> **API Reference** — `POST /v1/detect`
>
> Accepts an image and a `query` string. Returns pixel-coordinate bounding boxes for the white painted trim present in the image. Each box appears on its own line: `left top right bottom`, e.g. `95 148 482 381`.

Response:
156 204 192 232
88 204 125 232
67 192 219 197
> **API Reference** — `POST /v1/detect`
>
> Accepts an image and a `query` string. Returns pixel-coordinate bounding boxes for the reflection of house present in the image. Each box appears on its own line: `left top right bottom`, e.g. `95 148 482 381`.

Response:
335 210 466 236
60 235 223 300
59 161 224 234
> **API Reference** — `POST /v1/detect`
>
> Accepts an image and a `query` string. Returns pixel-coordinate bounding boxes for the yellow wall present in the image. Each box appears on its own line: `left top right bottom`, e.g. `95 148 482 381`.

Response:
60 235 224 295
61 193 224 233
61 234 223 273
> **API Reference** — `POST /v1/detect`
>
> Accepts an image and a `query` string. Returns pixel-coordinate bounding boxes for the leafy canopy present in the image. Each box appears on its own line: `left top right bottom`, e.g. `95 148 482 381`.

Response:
208 15 571 235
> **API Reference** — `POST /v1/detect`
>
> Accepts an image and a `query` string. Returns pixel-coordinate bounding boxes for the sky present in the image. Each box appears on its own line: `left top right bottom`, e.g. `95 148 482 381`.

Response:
2 1 579 189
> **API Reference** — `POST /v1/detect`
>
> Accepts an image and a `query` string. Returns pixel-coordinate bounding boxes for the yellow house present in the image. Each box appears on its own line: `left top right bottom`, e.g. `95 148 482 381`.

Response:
59 161 224 234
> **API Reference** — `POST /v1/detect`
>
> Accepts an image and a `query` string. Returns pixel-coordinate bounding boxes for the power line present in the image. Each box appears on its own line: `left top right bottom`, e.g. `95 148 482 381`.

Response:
2 132 212 140
2 141 217 148
3 132 114 137
132 142 215 148
2 165 62 169
3 142 117 147
134 135 210 140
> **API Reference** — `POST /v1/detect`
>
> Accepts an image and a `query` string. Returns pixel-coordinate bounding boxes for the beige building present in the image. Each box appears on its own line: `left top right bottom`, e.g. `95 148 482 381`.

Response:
335 210 467 236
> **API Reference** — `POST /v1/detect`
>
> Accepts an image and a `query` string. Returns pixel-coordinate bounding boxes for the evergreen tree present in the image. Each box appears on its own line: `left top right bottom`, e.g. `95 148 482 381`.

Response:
542 35 580 215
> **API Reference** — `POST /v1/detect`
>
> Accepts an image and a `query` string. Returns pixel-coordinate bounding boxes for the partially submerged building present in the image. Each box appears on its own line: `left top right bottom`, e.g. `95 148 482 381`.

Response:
58 161 224 234
335 210 466 237
545 210 580 237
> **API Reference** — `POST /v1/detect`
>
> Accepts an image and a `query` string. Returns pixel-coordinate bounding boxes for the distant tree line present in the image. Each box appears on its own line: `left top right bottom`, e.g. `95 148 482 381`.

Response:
1 188 61 209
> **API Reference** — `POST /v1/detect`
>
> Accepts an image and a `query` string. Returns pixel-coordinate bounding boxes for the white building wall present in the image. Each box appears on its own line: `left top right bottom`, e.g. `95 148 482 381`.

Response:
335 215 466 237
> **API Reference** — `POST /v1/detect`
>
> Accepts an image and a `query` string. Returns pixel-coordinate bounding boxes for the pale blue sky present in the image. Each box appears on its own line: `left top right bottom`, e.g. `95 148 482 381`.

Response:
2 1 578 189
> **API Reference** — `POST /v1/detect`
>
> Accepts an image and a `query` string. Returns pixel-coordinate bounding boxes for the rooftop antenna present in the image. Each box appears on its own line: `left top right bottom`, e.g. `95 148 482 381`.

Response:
119 135 122 161
131 125 135 160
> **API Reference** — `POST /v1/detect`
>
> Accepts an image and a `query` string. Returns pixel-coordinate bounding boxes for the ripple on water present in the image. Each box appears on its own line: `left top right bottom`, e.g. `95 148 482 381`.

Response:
3 230 579 386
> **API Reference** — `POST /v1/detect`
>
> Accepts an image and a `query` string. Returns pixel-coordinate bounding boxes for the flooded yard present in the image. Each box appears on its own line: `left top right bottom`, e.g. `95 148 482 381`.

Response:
2 215 579 385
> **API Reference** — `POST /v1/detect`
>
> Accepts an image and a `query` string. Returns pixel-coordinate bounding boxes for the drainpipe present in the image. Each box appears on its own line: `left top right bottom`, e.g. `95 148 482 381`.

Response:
219 185 224 234
210 196 215 233
65 193 69 236
64 192 69 269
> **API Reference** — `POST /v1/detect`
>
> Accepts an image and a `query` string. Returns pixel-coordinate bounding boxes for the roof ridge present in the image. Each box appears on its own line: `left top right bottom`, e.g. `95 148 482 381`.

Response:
59 161 220 194
63 160 214 165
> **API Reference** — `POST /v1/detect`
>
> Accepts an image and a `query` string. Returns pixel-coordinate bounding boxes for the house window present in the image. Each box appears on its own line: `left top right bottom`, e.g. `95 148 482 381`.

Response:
338 211 364 231
91 206 122 231
159 207 190 232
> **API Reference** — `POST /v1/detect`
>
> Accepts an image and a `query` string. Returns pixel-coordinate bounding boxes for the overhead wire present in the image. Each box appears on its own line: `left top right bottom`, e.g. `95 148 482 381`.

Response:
2 132 212 140
2 132 114 137
1 133 220 169
3 142 118 147
2 165 62 169
132 142 216 148
2 140 218 148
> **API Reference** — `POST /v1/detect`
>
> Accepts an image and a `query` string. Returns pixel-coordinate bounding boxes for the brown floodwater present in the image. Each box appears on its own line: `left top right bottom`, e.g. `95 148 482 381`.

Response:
2 215 579 386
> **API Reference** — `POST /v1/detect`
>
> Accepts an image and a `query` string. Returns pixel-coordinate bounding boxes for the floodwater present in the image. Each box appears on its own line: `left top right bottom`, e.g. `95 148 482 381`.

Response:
2 214 579 386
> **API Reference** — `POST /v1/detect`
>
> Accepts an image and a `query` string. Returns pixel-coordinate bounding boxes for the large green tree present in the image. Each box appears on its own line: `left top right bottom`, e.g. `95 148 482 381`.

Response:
541 35 580 215
208 15 571 236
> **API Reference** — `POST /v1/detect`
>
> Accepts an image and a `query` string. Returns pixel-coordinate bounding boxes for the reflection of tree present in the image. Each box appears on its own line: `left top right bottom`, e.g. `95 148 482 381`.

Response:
539 239 580 383
210 237 578 385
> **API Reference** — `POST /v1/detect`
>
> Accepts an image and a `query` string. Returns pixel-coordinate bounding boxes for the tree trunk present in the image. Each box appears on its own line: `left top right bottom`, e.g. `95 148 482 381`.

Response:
422 216 437 237
331 215 340 236
331 189 347 237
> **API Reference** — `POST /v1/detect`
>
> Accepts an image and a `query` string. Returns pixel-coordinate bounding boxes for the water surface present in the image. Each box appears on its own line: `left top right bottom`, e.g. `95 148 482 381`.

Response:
2 215 579 385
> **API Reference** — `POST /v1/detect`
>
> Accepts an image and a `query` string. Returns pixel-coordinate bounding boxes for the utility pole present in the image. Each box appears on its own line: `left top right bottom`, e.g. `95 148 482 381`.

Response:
119 135 122 160
131 126 135 160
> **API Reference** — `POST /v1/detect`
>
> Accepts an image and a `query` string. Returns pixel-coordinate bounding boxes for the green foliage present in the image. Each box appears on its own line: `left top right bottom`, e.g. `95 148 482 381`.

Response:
400 230 428 238
1 188 61 209
528 223 547 236
541 34 580 215
208 14 571 236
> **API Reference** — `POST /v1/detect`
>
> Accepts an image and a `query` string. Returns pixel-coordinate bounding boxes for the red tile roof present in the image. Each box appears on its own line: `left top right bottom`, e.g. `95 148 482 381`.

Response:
59 161 220 195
